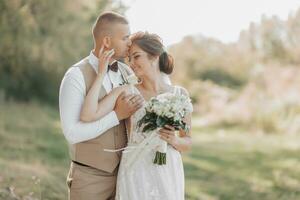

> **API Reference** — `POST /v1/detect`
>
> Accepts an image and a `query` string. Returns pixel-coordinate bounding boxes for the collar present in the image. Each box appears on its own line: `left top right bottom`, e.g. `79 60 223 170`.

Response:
88 51 99 74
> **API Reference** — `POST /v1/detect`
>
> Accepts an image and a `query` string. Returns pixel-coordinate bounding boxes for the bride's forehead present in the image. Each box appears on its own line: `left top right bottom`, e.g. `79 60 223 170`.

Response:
129 45 142 53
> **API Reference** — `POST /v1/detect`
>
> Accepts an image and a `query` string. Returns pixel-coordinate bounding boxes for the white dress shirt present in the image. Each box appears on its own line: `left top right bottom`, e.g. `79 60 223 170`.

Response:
59 52 124 144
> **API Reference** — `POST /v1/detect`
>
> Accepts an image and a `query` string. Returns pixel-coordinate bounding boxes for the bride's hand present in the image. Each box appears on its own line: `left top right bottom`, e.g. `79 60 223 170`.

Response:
159 125 177 146
98 45 115 74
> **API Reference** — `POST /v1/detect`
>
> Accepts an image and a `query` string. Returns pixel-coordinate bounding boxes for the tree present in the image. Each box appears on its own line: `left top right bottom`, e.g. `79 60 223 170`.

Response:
0 0 125 104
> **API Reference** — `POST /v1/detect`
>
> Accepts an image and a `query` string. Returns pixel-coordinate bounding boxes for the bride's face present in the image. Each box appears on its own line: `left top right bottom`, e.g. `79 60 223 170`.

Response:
129 44 159 77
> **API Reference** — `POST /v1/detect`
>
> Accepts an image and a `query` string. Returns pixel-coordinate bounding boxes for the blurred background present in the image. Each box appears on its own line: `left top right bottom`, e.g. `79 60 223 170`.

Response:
1 0 300 199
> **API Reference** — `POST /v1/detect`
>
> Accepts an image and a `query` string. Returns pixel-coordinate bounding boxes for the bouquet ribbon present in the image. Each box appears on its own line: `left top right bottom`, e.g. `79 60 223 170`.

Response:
104 130 167 168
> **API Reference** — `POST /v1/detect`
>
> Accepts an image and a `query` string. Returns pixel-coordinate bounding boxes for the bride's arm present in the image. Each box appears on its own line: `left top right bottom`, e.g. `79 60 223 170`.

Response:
80 82 131 122
175 113 192 152
80 47 112 122
80 47 131 122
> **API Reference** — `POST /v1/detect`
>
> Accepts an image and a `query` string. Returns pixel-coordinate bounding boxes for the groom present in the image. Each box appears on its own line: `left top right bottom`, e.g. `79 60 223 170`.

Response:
59 11 143 200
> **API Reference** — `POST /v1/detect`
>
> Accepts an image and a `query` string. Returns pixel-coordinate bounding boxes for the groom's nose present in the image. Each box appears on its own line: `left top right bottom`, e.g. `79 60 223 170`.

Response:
129 59 135 66
127 39 132 46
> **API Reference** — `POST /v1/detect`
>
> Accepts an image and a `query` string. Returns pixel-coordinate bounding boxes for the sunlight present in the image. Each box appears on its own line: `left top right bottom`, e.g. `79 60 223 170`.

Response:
123 0 300 45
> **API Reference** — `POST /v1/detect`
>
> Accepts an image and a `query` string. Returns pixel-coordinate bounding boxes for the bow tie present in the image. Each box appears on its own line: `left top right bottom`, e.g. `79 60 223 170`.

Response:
108 61 119 72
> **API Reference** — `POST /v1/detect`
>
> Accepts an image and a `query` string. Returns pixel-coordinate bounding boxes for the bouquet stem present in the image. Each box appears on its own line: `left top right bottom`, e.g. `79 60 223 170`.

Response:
153 140 167 165
153 151 166 165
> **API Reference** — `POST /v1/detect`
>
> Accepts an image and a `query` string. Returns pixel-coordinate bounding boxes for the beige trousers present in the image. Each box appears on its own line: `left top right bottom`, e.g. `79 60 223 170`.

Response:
67 162 118 200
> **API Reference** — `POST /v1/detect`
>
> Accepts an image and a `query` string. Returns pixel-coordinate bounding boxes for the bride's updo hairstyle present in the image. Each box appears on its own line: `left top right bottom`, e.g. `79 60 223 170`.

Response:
131 33 174 74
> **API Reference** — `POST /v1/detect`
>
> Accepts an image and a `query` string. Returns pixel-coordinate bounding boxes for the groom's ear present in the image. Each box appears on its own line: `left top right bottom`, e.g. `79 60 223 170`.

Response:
102 36 112 49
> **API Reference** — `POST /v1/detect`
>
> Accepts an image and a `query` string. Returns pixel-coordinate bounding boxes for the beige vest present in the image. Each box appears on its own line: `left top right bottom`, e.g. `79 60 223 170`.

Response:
70 58 133 173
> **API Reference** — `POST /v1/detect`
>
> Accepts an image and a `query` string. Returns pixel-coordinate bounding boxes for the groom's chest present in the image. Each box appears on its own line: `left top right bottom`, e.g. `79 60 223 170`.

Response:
102 70 125 93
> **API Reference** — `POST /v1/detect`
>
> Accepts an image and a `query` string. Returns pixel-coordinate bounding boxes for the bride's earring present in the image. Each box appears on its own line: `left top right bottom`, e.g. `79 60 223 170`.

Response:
138 77 143 84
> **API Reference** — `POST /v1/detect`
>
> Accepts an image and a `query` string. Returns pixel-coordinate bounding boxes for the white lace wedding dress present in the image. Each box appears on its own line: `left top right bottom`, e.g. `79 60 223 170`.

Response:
115 86 192 200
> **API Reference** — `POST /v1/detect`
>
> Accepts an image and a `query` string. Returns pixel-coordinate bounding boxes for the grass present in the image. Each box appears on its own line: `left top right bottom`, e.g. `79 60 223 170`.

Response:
1 102 300 199
184 121 300 200
0 102 69 199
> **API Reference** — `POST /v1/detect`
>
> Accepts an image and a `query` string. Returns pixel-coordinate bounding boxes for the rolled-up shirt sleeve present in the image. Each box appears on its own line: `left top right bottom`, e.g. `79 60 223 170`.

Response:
59 67 119 144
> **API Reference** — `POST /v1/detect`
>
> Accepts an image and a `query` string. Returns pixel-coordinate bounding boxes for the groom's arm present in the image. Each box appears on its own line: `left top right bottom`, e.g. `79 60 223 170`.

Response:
59 67 120 144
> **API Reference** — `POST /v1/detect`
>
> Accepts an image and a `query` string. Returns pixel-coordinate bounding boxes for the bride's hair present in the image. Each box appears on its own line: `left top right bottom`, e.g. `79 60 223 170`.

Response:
131 33 174 74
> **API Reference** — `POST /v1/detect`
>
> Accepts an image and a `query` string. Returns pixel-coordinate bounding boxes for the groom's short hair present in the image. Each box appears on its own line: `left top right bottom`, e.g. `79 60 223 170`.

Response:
92 11 128 39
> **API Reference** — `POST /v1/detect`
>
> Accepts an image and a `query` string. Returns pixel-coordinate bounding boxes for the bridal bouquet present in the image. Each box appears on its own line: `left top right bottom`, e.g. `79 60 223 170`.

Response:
137 92 193 165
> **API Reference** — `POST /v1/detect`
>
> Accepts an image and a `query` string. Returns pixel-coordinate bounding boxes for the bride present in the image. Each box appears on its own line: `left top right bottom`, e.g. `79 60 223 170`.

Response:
80 33 193 200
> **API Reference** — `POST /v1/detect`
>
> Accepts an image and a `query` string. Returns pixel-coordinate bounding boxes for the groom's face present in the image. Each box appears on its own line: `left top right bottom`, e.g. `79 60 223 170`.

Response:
110 24 131 59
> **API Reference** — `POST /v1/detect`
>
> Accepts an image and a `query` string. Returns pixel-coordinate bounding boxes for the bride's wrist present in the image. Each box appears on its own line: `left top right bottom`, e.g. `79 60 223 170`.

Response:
96 72 105 79
97 65 107 75
171 138 181 150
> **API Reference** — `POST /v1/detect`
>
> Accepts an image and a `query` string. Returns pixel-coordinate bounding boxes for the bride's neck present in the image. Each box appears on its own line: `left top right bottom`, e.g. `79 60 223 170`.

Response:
140 75 164 94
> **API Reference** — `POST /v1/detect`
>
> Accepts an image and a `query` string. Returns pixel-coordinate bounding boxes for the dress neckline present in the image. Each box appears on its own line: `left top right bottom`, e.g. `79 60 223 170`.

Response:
133 85 178 102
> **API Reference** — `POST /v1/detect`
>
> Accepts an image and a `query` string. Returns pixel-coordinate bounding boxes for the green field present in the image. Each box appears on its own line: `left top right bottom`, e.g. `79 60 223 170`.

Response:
1 102 300 200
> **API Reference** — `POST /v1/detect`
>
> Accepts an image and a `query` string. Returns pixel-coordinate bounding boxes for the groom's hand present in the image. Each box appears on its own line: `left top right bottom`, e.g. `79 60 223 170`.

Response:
114 92 144 120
